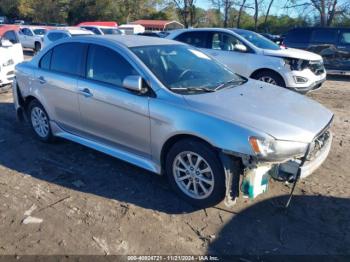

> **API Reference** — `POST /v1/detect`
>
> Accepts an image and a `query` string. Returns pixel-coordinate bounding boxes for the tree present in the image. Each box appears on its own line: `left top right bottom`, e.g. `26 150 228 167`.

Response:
253 0 259 30
237 0 247 28
172 0 196 28
263 0 274 30
310 0 338 26
285 0 349 27
211 0 234 27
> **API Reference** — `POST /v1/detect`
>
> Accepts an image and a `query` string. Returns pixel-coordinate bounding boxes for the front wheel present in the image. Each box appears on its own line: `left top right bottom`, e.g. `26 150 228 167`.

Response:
254 70 286 87
165 139 226 208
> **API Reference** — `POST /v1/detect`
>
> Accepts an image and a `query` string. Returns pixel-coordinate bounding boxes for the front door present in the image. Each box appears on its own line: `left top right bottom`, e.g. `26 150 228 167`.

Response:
308 28 339 70
77 44 151 157
204 32 251 76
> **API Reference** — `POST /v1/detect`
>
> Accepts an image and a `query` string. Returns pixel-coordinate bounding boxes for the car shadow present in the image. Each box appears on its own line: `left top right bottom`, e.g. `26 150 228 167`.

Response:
0 101 198 214
207 195 350 257
327 75 350 82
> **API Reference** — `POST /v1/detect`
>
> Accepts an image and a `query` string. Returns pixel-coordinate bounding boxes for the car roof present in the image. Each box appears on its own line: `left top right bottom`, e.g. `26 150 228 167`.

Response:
72 35 184 48
48 28 93 35
288 27 349 31
21 26 46 30
81 25 117 29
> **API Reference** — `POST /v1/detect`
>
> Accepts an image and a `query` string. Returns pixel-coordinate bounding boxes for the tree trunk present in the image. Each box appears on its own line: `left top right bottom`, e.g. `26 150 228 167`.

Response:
237 0 247 28
254 0 258 31
327 0 338 26
264 0 274 31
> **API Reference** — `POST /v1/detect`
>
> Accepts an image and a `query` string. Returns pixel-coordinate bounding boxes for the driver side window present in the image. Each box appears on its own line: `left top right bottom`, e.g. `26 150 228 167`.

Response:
211 33 244 51
86 44 137 87
22 28 33 36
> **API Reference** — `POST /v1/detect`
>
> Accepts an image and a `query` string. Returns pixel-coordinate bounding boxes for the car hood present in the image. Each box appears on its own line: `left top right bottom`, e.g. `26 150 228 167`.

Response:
184 80 333 143
263 47 322 61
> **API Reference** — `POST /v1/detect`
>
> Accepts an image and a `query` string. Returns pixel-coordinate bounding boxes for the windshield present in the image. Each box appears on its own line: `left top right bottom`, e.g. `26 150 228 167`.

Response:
101 28 122 35
131 45 245 94
234 30 280 50
33 29 46 35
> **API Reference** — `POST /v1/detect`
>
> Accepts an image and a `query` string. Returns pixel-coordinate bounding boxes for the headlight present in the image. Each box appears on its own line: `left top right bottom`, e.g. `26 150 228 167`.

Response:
283 58 309 71
249 136 308 161
2 59 14 67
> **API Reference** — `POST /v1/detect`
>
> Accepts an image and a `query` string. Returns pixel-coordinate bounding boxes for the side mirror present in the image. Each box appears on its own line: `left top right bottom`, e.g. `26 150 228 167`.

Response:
123 75 146 93
234 44 247 52
0 39 13 47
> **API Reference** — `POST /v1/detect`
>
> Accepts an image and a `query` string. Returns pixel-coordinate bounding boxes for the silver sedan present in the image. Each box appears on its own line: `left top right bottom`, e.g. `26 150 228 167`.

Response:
13 35 333 207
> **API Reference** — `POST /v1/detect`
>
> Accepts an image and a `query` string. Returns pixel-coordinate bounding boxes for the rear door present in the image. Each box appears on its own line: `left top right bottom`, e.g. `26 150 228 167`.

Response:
35 42 86 133
308 28 339 70
336 29 350 71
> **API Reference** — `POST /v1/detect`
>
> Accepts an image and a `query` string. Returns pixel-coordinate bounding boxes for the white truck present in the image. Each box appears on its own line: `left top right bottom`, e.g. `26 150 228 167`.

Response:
18 26 47 53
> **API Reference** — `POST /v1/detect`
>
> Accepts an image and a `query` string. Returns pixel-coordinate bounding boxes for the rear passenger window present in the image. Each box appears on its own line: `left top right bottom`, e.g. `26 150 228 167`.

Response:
39 50 52 70
175 32 208 48
311 29 337 43
86 45 137 86
51 43 85 75
47 32 67 42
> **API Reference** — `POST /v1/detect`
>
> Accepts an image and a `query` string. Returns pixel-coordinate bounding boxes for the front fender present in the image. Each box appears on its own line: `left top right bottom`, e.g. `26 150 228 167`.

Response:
150 97 269 168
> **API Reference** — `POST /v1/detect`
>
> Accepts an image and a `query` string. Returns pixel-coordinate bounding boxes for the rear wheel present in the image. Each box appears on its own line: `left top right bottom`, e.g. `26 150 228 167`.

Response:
28 100 54 142
254 70 286 87
165 139 225 208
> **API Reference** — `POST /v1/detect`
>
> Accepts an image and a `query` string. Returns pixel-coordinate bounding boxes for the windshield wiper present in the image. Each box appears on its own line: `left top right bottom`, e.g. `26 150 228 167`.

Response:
170 87 216 93
214 78 247 91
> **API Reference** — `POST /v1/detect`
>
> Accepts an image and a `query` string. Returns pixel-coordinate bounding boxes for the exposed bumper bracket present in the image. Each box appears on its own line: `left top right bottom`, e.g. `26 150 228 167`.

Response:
220 153 241 207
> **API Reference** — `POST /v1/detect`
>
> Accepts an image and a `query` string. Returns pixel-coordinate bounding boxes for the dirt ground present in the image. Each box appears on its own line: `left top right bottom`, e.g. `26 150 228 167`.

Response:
0 71 349 257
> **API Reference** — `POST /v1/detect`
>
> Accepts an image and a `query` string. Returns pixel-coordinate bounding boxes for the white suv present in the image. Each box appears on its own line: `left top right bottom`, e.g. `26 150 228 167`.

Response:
18 26 47 53
167 28 326 93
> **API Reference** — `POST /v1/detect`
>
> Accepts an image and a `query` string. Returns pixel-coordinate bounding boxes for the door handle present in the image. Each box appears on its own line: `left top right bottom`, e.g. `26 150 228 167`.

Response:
78 88 93 97
338 46 347 49
38 76 46 84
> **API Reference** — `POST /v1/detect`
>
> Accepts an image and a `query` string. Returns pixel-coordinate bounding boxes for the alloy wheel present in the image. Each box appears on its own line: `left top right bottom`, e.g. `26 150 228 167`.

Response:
172 151 214 199
259 76 277 85
31 107 49 138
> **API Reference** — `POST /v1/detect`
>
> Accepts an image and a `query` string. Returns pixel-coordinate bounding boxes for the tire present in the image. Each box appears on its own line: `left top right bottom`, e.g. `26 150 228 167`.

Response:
28 100 54 143
165 139 226 208
254 70 286 87
34 42 41 54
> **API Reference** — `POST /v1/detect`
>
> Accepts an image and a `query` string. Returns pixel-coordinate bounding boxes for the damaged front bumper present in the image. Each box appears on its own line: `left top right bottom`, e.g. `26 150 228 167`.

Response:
222 129 333 203
279 131 332 180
